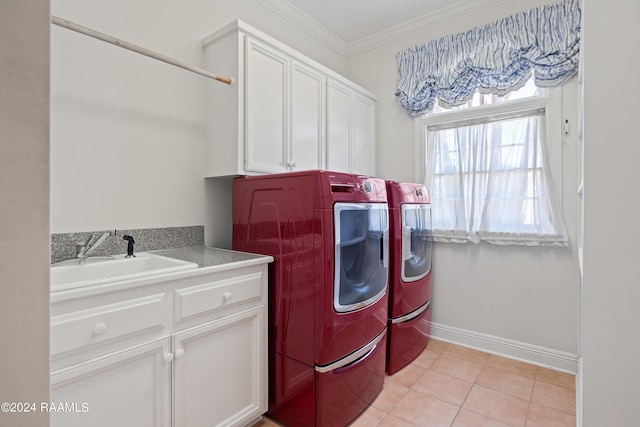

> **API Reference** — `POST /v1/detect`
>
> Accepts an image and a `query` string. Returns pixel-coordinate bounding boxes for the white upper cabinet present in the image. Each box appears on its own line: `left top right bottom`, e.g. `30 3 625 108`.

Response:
326 80 351 173
202 20 375 177
244 38 289 173
290 61 326 171
351 90 376 175
326 79 376 176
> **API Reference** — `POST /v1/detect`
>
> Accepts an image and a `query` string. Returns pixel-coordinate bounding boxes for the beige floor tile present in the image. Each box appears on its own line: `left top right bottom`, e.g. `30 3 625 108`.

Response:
425 338 449 354
377 414 416 427
535 367 576 390
390 390 459 427
372 380 409 412
476 366 535 401
411 348 440 369
531 380 576 415
451 409 511 427
485 355 538 379
462 385 529 427
386 363 426 388
430 353 484 383
444 343 491 365
525 402 576 427
412 369 473 406
349 405 387 427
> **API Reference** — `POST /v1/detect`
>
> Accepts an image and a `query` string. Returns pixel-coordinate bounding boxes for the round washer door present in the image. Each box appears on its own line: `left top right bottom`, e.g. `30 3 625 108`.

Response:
401 203 432 282
333 202 389 313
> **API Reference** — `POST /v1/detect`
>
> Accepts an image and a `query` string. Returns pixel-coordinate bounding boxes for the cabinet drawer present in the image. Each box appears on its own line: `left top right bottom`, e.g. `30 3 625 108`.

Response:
51 293 167 356
174 272 262 323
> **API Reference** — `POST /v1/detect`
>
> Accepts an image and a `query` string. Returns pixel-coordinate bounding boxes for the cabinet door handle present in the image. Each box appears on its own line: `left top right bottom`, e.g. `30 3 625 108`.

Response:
93 323 108 336
223 291 233 302
174 349 185 360
164 353 174 363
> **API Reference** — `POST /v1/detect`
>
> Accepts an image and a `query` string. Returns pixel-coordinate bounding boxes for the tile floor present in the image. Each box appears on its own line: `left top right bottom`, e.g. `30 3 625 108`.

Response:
256 339 576 427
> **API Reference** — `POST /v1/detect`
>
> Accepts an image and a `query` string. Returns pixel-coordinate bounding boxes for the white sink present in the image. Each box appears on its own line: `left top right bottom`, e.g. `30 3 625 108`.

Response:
51 252 199 290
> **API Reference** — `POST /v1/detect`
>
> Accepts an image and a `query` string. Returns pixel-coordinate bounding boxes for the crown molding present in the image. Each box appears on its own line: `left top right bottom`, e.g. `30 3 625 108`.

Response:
349 0 512 56
259 0 513 58
257 0 350 58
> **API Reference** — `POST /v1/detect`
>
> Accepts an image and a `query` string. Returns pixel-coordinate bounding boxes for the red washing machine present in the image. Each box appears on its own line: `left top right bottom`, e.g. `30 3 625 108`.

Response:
232 170 389 427
385 181 433 375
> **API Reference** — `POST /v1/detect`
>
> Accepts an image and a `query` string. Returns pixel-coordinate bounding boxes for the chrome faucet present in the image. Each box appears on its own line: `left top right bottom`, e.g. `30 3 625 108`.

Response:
76 229 117 259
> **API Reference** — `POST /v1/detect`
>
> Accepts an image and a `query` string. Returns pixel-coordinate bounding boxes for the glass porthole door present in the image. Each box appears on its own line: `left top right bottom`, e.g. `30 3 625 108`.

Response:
333 203 389 313
401 204 432 282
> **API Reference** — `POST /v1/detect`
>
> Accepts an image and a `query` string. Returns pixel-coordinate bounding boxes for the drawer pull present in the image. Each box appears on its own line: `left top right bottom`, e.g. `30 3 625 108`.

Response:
51 293 166 357
173 272 262 323
93 323 108 336
164 353 174 363
174 349 185 360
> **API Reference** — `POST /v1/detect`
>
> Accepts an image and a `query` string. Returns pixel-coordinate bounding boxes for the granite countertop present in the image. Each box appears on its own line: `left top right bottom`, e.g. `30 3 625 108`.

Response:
152 246 273 269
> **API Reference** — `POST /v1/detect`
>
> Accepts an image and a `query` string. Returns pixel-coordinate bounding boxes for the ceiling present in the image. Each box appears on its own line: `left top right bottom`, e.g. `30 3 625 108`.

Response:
285 0 456 43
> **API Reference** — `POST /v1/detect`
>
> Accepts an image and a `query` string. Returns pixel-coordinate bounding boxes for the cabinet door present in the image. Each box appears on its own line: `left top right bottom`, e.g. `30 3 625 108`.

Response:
245 38 289 173
173 306 266 427
290 61 325 171
326 80 351 173
51 339 171 427
351 93 376 175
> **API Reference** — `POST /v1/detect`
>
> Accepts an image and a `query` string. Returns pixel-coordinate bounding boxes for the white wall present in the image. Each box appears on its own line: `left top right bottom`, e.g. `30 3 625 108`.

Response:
50 0 347 246
347 0 581 369
0 1 50 426
581 1 640 425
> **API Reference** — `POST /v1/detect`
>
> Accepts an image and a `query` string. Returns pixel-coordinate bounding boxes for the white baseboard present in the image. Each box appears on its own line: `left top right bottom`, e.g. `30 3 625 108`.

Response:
429 322 579 374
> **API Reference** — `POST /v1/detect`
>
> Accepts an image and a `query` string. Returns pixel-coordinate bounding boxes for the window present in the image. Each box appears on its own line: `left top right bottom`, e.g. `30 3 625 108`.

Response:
417 76 568 246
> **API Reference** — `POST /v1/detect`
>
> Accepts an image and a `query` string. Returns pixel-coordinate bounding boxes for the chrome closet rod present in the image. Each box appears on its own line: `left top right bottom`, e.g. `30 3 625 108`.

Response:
51 15 233 85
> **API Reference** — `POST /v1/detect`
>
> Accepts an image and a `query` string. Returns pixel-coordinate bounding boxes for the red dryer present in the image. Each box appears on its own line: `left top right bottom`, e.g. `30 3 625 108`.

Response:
385 181 433 375
233 170 389 427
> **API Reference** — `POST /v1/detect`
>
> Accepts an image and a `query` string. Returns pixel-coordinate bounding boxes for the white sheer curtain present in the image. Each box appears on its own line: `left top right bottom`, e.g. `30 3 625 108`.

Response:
426 111 568 246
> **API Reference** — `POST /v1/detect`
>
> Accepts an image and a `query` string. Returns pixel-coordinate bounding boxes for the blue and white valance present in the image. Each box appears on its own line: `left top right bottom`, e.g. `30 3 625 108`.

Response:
396 0 581 116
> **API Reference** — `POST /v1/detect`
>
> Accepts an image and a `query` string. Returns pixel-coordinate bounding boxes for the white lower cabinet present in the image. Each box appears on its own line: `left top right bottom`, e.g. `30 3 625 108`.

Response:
173 307 265 427
51 338 172 427
51 262 269 427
